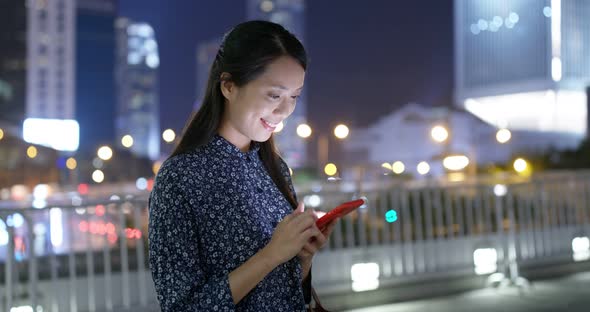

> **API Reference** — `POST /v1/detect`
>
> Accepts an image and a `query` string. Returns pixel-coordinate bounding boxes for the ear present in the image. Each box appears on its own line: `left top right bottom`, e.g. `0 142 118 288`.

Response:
220 72 236 101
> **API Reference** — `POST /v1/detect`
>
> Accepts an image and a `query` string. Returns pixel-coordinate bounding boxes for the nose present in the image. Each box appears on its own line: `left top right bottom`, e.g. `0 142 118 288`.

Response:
273 99 293 119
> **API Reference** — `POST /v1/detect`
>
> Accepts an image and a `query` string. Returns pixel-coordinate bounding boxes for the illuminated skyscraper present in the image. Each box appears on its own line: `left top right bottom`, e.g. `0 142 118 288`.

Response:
115 18 160 160
24 0 119 153
25 0 79 151
454 0 590 137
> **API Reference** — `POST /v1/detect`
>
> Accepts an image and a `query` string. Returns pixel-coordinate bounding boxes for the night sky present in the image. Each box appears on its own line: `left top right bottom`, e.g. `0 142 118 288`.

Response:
119 0 454 136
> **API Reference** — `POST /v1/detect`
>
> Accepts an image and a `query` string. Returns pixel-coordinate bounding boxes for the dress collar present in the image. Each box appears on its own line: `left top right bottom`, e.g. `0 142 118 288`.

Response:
208 133 261 159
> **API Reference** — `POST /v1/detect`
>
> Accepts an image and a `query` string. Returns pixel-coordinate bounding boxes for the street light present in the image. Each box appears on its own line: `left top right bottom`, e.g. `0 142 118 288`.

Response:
97 146 113 161
66 157 77 170
260 0 274 12
383 161 405 175
417 161 430 175
496 128 511 144
0 128 4 140
92 169 105 183
324 163 338 176
392 161 405 174
334 124 350 139
121 135 134 148
513 158 528 173
296 123 312 138
431 125 449 143
27 146 38 159
443 155 470 171
162 129 176 143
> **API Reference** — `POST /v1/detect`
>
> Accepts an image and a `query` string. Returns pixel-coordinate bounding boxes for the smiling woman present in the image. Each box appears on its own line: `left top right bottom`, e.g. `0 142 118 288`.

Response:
148 20 336 312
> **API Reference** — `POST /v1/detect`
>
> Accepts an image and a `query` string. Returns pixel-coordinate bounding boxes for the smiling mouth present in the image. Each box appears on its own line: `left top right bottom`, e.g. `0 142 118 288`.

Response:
261 118 279 131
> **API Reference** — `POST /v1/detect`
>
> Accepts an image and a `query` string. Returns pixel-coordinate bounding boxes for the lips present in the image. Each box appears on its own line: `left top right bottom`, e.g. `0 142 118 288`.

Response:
261 118 279 127
261 118 279 131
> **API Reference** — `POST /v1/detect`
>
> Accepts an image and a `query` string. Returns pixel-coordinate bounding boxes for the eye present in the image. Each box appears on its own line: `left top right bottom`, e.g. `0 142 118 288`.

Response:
291 95 300 100
268 94 280 100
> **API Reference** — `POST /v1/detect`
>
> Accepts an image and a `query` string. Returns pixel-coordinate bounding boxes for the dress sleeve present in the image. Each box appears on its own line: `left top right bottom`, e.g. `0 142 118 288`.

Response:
277 157 313 304
148 161 236 311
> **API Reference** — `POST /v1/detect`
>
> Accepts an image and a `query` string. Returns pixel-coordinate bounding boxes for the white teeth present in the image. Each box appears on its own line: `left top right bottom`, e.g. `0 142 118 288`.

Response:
262 119 278 127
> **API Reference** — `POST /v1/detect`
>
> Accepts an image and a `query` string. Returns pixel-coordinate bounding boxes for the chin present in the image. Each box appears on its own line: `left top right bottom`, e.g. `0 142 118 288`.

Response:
253 132 273 143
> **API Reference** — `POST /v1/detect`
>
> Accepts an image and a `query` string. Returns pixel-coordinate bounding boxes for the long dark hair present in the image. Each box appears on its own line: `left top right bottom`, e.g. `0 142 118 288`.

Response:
170 20 307 209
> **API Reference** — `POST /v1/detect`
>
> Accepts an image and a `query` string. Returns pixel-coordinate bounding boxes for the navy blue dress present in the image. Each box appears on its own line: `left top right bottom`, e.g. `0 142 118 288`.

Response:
148 134 310 311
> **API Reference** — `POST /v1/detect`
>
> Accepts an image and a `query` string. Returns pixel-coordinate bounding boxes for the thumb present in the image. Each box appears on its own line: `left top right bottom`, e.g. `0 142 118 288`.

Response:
296 202 305 214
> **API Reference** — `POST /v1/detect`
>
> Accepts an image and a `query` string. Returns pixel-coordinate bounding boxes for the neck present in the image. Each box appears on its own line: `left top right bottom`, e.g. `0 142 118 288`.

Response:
218 120 251 152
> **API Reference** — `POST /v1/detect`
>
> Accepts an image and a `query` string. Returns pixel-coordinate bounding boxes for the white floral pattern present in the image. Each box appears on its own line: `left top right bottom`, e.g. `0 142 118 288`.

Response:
149 134 308 311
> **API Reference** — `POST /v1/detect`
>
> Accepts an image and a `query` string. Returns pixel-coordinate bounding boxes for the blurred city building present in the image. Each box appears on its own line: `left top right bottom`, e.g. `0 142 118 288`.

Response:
247 0 308 167
0 0 27 127
115 18 160 160
25 0 78 151
23 0 117 153
454 0 590 141
341 103 580 178
0 1 162 189
0 129 59 189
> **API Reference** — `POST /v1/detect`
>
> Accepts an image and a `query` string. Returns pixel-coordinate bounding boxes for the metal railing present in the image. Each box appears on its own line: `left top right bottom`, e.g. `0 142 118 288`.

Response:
308 171 590 293
1 171 590 311
0 199 154 312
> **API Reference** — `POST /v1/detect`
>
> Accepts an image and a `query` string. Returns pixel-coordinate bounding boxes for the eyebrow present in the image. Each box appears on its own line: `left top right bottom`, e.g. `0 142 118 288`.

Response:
270 84 304 91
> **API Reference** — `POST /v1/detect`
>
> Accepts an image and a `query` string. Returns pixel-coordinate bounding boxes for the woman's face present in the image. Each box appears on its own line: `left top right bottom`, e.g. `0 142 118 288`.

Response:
219 55 305 150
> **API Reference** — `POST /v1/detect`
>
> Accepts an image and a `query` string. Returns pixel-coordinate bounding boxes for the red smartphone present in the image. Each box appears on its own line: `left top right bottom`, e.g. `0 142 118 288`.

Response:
315 198 365 231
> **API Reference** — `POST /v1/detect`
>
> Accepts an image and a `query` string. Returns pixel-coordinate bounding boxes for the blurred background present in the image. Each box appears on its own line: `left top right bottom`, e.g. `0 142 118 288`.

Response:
1 0 590 311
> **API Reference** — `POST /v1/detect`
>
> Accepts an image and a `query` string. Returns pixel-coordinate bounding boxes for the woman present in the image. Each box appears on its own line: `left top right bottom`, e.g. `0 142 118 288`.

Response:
148 20 336 311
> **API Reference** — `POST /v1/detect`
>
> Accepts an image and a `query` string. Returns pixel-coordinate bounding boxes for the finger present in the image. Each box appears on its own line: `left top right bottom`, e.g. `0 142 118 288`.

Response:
288 203 305 220
291 213 317 231
300 243 315 254
280 213 297 224
303 242 318 255
296 202 305 214
307 208 319 220
301 227 322 243
310 233 327 248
